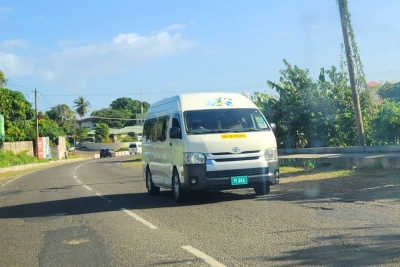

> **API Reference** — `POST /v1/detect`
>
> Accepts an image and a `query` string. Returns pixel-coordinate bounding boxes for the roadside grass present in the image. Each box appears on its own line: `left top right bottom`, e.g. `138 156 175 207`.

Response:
0 151 93 183
0 150 52 168
279 165 399 186
121 155 141 169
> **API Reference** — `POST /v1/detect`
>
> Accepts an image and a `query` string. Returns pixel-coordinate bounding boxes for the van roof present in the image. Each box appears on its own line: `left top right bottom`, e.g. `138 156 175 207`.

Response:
149 93 256 111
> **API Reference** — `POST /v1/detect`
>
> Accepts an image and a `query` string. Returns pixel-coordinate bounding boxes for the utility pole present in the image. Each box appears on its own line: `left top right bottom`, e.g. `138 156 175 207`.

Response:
140 87 143 113
338 0 366 146
34 87 39 157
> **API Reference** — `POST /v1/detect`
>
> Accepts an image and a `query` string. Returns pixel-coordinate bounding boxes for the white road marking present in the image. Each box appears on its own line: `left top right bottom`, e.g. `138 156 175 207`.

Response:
1 177 20 187
83 185 92 191
96 193 112 202
182 246 227 267
120 208 158 229
77 179 82 184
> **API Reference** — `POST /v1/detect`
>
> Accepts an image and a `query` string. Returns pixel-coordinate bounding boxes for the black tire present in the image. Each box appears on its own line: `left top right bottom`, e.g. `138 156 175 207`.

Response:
172 170 185 202
146 168 160 195
254 183 271 195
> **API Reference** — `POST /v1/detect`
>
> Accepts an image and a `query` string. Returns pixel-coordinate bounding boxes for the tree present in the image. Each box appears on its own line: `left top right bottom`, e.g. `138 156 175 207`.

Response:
378 82 400 101
264 60 374 149
94 123 110 143
252 92 278 123
266 59 317 148
109 97 150 126
75 127 89 142
110 97 151 113
110 97 137 112
38 118 65 145
91 108 132 128
0 86 35 142
371 101 400 145
74 96 91 119
47 104 75 122
0 70 7 86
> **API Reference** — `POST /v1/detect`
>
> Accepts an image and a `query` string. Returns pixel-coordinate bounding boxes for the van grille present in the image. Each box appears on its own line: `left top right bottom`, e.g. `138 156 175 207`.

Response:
213 157 259 162
206 167 269 179
211 150 259 156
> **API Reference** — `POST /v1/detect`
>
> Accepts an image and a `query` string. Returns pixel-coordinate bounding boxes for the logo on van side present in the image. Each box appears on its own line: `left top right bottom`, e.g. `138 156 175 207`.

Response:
206 97 233 107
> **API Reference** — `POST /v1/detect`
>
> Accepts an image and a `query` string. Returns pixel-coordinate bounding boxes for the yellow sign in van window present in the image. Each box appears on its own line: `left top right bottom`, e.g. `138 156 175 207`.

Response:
220 134 247 139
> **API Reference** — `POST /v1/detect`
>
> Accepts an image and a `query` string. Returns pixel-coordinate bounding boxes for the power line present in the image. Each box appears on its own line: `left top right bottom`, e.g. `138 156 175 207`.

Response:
38 91 54 108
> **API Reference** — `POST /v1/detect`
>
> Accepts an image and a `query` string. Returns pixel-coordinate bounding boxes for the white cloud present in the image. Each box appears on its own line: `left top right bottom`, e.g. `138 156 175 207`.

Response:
161 24 186 32
1 39 28 49
1 30 196 89
0 52 32 76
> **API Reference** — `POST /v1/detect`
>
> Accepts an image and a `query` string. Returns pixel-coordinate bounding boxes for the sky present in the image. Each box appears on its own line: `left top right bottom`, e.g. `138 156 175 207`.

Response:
1 0 400 115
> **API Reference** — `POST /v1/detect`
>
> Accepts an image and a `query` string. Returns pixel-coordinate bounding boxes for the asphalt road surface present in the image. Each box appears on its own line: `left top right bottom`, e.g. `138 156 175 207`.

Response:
1 156 399 266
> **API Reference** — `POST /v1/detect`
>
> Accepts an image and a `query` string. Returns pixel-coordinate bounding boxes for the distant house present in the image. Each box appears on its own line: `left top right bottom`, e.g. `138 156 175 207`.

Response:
77 113 146 129
367 81 382 104
135 113 146 125
76 116 97 130
87 125 143 143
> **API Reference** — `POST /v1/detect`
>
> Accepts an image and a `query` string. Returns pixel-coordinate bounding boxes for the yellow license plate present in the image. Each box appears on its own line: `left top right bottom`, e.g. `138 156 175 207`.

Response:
220 134 247 139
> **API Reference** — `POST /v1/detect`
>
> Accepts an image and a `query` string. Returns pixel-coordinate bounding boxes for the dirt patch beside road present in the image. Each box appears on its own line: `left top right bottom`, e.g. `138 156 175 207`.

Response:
273 167 400 205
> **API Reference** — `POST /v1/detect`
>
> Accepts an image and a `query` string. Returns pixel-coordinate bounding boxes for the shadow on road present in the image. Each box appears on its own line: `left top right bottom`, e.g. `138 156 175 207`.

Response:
0 189 256 219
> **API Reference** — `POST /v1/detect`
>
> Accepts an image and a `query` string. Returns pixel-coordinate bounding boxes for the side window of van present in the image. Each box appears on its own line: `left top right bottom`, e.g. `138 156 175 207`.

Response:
143 119 153 143
157 117 168 142
143 116 170 143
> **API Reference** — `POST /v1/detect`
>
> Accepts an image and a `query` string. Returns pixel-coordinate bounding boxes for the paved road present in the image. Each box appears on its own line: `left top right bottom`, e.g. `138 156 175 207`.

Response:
1 157 399 266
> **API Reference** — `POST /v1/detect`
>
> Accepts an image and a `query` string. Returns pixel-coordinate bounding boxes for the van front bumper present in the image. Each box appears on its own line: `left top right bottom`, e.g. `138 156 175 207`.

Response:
182 160 279 191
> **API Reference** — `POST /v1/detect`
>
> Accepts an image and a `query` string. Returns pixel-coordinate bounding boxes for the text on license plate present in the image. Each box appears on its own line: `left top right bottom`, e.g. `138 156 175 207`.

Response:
231 176 248 185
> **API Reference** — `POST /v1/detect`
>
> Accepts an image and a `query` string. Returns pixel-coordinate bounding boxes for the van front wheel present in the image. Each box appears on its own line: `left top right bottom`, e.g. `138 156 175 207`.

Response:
146 168 160 195
172 170 184 202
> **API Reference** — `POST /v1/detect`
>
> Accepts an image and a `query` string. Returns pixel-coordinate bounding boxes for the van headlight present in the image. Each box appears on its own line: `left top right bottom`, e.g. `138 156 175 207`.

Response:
184 153 206 164
264 148 277 160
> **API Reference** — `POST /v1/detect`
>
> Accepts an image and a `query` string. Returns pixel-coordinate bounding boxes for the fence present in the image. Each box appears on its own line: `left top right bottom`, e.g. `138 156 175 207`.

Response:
0 141 34 156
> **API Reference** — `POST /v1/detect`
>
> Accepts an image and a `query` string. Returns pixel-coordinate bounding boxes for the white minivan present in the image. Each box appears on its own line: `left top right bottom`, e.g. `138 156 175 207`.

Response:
141 93 279 202
129 142 142 154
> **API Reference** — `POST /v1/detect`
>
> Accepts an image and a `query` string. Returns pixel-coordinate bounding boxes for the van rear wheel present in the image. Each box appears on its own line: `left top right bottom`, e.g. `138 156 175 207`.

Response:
254 183 271 195
146 168 160 195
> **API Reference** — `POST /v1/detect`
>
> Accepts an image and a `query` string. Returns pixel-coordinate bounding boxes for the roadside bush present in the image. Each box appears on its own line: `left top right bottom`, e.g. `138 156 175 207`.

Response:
0 150 42 168
121 136 133 142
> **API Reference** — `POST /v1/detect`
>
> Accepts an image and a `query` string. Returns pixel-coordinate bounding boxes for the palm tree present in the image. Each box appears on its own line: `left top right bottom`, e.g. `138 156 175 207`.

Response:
73 96 91 119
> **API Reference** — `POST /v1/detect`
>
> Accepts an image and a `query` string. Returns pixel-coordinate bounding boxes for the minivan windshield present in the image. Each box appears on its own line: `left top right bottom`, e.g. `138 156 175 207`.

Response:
184 108 271 134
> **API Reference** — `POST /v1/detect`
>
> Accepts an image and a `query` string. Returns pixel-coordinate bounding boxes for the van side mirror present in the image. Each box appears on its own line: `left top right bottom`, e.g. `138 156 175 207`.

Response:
270 123 276 133
169 127 182 139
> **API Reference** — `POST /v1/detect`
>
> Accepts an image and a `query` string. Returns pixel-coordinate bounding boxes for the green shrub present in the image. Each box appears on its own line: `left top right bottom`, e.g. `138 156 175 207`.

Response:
121 136 134 142
303 159 316 170
0 150 44 168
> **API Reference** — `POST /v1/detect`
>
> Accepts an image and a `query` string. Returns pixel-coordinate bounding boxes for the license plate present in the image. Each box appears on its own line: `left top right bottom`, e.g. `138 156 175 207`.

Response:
231 176 248 185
